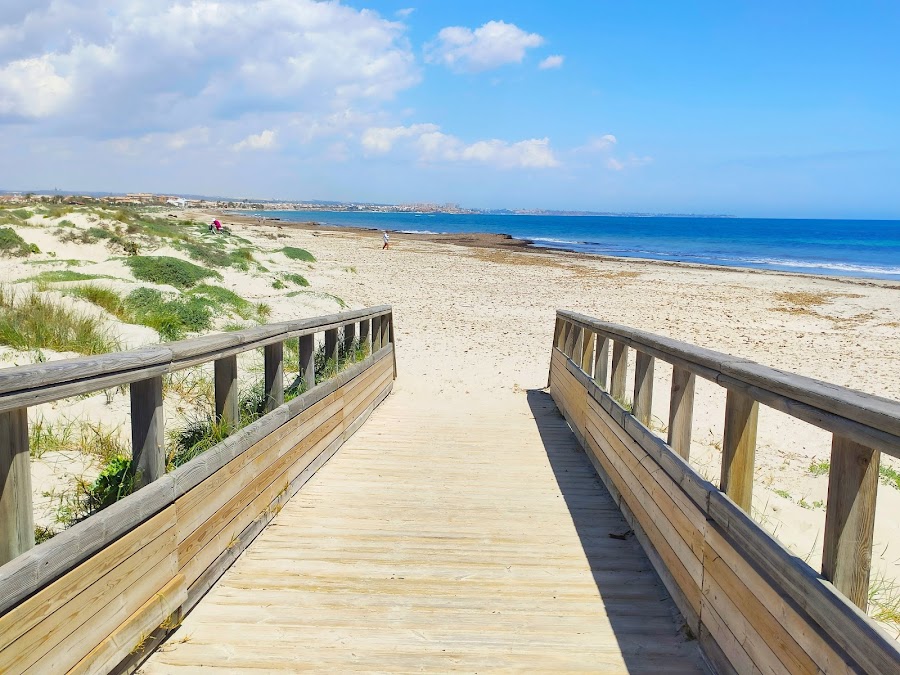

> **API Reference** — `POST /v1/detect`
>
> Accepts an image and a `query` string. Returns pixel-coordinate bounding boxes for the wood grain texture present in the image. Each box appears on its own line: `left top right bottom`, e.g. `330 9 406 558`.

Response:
721 390 758 512
141 379 704 673
298 333 315 392
610 341 629 401
822 435 880 610
595 335 610 390
580 330 595 376
130 377 165 490
0 407 32 565
668 367 696 460
214 355 239 433
263 341 284 414
633 351 654 427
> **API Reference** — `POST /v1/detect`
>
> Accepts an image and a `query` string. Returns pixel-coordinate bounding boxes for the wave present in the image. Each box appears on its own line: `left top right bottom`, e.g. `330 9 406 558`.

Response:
742 257 900 275
397 229 444 235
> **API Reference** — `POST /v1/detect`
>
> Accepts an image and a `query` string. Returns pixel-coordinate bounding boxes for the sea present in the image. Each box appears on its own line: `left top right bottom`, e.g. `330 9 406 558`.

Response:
246 211 900 281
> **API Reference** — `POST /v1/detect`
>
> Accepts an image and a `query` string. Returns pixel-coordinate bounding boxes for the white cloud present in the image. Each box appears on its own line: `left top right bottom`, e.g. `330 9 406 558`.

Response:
606 154 653 171
0 0 419 134
109 126 211 155
396 8 415 18
362 124 559 169
0 56 72 118
425 20 544 72
579 134 618 153
538 55 564 70
233 129 277 151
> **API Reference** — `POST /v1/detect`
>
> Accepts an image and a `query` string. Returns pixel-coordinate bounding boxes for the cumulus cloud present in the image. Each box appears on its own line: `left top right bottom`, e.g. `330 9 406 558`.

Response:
0 0 419 137
233 129 277 152
538 55 564 70
362 124 559 169
425 20 544 72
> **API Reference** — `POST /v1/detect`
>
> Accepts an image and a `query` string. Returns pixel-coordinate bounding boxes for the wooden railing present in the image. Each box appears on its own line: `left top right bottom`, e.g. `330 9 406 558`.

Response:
550 310 900 675
0 305 395 674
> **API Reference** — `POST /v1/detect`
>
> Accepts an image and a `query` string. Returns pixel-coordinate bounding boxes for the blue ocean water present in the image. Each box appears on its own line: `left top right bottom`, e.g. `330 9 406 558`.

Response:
248 211 900 280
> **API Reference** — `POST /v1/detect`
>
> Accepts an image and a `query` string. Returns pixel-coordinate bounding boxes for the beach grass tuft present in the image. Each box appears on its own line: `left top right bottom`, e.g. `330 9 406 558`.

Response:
24 270 116 284
125 255 221 289
0 227 40 257
124 287 213 340
280 246 316 262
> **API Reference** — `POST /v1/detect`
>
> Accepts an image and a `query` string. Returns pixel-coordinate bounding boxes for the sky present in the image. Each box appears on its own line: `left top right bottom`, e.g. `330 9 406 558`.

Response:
0 1 898 218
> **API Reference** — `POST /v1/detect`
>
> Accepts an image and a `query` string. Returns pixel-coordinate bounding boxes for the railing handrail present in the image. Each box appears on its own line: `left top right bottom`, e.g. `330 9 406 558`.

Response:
0 305 392 412
558 309 900 458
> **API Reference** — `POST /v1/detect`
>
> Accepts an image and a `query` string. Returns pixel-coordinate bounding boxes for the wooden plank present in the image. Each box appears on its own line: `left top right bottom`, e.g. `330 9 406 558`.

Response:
372 315 382 352
0 509 176 673
343 322 356 355
130 376 164 490
632 351 654 427
380 313 390 350
387 312 397 378
610 341 629 401
699 600 761 675
822 435 880 610
359 318 370 353
264 341 284 414
594 335 609 390
668 367 695 460
325 328 339 367
721 390 758 512
214 355 239 433
0 507 176 654
70 575 186 675
0 407 33 565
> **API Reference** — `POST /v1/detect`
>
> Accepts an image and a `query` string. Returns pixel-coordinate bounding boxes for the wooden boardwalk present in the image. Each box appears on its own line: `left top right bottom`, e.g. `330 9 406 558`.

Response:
140 386 705 673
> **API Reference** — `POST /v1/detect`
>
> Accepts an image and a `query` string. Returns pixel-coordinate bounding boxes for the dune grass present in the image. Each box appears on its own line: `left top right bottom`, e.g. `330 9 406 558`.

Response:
282 272 309 287
281 246 316 262
24 270 116 284
0 227 40 257
64 284 129 319
125 255 221 289
0 284 119 354
124 287 213 341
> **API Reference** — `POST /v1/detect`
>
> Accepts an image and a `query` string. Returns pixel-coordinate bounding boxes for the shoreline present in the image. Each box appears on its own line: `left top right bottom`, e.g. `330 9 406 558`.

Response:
205 209 900 290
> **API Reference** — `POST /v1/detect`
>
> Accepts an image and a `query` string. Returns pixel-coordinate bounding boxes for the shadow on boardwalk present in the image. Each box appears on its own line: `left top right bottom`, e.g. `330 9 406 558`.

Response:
526 389 704 674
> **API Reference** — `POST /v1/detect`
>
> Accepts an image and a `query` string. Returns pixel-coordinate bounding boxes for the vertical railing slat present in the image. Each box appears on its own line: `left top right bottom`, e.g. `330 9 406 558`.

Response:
264 341 284 413
610 342 629 401
0 407 33 564
325 328 339 366
822 435 880 611
372 316 383 352
633 351 655 426
214 355 239 432
580 331 595 376
594 336 610 390
343 322 356 359
130 376 165 489
299 334 315 391
721 390 758 512
667 366 695 460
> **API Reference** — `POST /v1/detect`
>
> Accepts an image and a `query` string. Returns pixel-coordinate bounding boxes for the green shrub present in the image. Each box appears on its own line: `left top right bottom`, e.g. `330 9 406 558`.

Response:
281 246 316 262
125 255 220 289
282 273 309 287
272 279 286 290
189 284 253 318
0 227 39 257
124 287 213 340
0 284 120 354
83 455 134 512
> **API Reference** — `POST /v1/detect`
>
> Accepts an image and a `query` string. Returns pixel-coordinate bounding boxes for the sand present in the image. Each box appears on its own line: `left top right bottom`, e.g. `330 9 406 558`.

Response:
6 206 900 633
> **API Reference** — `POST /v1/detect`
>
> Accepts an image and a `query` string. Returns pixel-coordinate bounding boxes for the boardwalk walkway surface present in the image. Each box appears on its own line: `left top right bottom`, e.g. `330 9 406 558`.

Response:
140 383 705 673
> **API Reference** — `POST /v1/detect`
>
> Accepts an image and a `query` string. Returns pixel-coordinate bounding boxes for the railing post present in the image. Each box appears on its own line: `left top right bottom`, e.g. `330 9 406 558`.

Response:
667 366 695 460
553 317 564 351
386 312 397 378
380 313 390 351
580 331 595 376
214 355 239 432
325 327 339 365
372 315 382 352
594 336 609 390
610 342 629 401
130 377 165 489
359 319 371 355
721 390 758 512
567 325 582 360
299 334 315 391
633 351 654 426
343 321 356 359
264 341 284 413
0 407 34 564
822 435 879 611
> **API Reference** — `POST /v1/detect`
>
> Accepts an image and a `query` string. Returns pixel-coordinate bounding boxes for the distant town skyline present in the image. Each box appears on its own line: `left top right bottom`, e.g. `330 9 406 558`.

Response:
1 1 898 219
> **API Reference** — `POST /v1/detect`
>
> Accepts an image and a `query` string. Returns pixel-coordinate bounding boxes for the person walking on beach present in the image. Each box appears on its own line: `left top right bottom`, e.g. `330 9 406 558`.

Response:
382 231 390 250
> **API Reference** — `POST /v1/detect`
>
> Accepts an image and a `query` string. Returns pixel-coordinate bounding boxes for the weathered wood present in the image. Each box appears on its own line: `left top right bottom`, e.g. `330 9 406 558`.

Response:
822 435 880 611
299 333 315 392
130 377 165 490
264 342 284 414
568 325 582 359
387 312 397 378
214 355 239 432
633 351 654 427
594 335 610 390
580 331 595 376
324 328 339 367
720 390 758 512
0 408 33 565
380 312 391 349
343 322 356 357
668 367 695 460
610 342 629 401
372 315 382 352
359 319 371 353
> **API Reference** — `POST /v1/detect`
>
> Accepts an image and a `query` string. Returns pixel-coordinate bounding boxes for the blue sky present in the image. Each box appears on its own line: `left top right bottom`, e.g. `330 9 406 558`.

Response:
0 1 898 217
